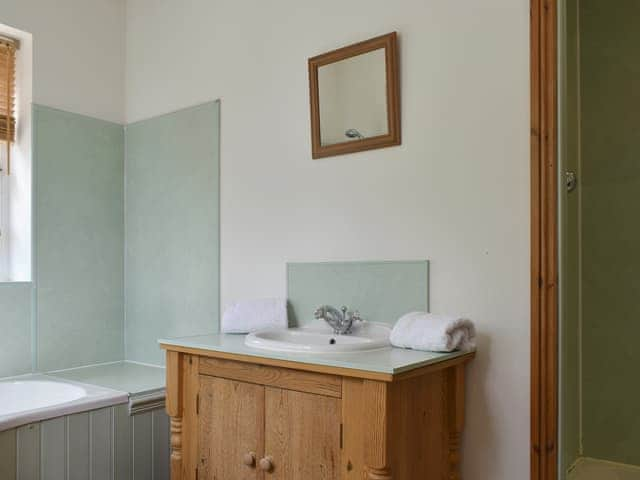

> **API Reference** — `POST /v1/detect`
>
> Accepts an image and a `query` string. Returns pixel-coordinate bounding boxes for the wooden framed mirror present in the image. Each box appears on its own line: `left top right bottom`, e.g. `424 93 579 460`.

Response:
308 32 400 159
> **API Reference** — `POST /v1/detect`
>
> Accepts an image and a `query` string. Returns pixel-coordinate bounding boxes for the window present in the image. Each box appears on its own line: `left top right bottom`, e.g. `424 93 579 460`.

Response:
0 36 16 282
0 146 8 279
0 27 30 283
0 37 16 150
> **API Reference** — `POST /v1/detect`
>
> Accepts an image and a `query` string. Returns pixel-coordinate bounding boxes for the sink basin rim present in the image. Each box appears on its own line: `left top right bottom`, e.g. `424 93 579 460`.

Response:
244 321 391 354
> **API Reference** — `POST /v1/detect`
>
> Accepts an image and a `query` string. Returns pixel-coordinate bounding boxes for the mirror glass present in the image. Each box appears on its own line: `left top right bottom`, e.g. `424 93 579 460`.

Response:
317 48 388 146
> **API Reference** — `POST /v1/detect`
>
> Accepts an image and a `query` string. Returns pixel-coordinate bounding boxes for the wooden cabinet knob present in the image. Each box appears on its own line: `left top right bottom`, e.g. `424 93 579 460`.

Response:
259 456 274 472
243 452 256 467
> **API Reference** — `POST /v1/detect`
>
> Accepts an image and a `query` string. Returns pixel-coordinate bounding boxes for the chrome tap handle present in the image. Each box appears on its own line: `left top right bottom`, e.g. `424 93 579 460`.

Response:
314 305 361 334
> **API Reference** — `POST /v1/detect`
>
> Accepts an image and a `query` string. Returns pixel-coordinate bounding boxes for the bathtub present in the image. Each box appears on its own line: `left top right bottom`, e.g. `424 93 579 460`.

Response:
0 373 169 480
0 374 128 431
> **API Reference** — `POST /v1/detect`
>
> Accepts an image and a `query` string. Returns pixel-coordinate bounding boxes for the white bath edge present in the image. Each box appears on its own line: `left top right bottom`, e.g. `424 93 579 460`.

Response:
0 374 129 432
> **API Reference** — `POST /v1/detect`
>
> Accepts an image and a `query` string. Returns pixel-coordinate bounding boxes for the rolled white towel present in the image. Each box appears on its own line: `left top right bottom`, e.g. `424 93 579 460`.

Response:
390 312 476 353
221 298 288 334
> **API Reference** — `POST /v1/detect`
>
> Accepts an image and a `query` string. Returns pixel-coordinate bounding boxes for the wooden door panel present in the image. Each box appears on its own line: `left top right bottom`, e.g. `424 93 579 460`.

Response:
264 387 341 480
198 376 264 480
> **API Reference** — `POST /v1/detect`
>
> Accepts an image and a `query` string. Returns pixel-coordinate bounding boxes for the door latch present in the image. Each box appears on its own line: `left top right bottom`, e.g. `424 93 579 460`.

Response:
566 170 577 192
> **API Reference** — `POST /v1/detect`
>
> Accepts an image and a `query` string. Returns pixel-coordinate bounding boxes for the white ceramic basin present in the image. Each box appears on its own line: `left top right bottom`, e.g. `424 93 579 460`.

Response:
245 321 391 354
0 375 130 431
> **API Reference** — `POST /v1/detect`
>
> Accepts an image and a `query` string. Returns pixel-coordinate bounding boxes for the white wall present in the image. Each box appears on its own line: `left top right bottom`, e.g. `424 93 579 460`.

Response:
128 1 529 478
0 0 126 123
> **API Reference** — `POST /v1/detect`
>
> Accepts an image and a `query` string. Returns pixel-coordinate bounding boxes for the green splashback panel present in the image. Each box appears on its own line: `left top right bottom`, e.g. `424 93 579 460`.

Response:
287 261 429 327
34 105 125 371
125 101 220 365
580 0 640 465
0 282 33 377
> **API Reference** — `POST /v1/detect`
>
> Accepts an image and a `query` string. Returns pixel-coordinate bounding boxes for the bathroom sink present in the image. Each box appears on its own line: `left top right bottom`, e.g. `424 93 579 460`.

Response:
244 321 391 354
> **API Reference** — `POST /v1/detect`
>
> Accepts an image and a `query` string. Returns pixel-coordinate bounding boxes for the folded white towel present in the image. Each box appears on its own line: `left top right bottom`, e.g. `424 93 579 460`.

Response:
221 298 288 334
390 312 476 353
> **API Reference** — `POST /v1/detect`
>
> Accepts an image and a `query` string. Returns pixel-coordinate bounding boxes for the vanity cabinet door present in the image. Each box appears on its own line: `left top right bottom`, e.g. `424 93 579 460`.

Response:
198 376 264 480
264 387 341 479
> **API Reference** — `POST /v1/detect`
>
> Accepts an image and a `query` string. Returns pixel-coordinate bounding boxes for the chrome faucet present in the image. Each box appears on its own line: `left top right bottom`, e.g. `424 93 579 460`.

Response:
314 305 362 335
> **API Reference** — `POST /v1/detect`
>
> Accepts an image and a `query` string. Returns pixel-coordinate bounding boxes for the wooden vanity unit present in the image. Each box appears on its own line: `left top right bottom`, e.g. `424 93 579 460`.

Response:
161 341 474 480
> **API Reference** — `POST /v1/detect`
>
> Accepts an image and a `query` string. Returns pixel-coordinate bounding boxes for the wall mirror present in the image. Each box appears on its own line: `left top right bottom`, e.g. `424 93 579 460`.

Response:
308 32 400 159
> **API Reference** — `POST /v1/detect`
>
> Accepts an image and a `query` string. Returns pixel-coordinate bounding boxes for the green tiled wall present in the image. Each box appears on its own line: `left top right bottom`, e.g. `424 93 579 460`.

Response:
124 101 220 365
34 105 125 370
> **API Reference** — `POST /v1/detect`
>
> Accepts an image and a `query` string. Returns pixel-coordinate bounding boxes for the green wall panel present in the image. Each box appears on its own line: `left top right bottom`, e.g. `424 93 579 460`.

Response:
0 282 32 378
287 260 429 327
125 101 220 365
34 105 125 371
580 0 640 465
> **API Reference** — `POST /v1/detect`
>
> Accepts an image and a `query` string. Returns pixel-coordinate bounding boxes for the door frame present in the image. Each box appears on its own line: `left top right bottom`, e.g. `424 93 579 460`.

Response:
530 1 558 480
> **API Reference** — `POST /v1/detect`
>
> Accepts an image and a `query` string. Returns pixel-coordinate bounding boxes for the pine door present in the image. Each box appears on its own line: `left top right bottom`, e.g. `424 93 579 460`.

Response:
263 387 341 479
198 376 264 480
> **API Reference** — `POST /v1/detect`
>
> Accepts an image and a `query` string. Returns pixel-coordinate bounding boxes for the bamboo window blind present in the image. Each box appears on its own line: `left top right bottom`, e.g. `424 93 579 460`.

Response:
0 37 16 175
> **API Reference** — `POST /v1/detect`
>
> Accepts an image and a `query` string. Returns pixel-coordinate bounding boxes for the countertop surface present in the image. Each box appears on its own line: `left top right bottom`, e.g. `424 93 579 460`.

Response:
49 361 165 395
159 333 473 375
